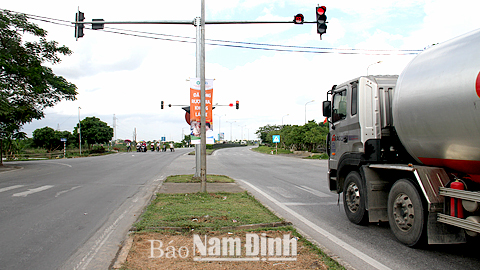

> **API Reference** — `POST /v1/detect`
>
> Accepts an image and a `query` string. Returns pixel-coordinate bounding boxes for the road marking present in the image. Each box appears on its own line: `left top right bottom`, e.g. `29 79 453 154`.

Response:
296 185 331 198
12 185 54 197
283 202 342 206
239 179 391 270
268 186 296 198
0 185 25 193
36 161 72 168
74 206 132 270
55 186 81 197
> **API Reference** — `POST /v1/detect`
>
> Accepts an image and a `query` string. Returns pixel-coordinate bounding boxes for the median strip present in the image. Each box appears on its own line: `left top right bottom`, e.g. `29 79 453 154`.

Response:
113 175 344 269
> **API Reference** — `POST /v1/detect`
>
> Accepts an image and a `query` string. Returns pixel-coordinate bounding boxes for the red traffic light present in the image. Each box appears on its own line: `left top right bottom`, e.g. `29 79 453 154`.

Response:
294 14 304 24
317 6 326 16
236 100 239 110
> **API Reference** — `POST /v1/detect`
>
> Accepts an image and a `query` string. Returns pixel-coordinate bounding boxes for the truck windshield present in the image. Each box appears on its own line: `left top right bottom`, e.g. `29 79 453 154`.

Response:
332 90 347 123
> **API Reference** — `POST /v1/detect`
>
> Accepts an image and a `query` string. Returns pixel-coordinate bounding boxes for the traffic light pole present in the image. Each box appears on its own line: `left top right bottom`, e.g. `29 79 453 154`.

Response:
74 5 319 192
195 17 202 179
200 0 207 192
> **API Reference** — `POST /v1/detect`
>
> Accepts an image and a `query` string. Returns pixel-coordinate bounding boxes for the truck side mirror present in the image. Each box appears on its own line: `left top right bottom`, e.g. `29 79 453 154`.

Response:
323 101 331 117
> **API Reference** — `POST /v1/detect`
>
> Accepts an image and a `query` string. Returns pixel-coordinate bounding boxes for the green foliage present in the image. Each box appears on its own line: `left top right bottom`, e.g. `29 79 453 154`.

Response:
256 121 329 152
32 126 73 151
252 145 292 154
73 117 113 148
134 192 281 231
88 146 106 154
0 10 77 163
0 10 77 137
255 124 281 144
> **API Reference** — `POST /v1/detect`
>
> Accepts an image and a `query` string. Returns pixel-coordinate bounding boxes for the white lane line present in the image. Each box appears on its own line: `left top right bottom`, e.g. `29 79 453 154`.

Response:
55 186 81 197
283 202 342 206
74 206 132 270
268 186 297 198
0 185 25 193
296 185 331 198
239 179 391 270
12 185 54 197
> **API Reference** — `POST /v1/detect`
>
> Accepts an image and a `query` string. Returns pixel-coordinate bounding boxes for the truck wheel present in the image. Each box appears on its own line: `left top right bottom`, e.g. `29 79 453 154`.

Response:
343 171 368 225
388 179 426 247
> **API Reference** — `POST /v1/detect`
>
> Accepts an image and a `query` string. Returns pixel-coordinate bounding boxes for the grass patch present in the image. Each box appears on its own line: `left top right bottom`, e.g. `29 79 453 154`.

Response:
164 174 235 183
251 145 292 155
134 192 281 231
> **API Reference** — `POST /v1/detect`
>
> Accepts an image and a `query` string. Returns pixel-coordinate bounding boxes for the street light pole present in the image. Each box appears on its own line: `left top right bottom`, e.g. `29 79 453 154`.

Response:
305 100 314 124
200 0 207 192
282 114 289 125
78 107 82 156
226 121 236 141
215 114 225 141
367 61 382 75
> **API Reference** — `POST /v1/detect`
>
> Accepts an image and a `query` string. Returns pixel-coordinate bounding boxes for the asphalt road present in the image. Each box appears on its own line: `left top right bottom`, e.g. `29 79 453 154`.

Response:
207 146 480 270
0 148 190 270
1 146 479 270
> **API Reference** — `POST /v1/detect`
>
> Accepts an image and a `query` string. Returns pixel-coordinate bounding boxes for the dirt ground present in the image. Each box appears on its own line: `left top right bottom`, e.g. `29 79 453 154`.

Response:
121 231 328 270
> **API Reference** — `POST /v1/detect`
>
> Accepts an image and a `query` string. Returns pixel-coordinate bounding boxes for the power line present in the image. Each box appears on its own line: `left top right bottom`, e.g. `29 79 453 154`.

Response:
2 9 423 55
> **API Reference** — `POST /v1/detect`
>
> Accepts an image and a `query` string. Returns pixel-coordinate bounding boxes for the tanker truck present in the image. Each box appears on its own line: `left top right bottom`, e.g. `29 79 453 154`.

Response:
322 28 480 246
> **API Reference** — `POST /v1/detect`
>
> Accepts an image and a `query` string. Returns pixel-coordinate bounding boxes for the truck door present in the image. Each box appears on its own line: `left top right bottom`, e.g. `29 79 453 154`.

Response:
329 83 361 171
329 88 348 170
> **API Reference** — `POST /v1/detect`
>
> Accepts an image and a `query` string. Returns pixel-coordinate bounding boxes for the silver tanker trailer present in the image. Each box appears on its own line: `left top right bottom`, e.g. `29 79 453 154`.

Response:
322 28 480 246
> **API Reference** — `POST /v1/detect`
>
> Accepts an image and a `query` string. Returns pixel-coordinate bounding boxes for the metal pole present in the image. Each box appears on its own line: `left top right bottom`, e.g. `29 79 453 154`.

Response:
304 100 314 124
78 107 82 155
194 17 201 178
200 0 207 192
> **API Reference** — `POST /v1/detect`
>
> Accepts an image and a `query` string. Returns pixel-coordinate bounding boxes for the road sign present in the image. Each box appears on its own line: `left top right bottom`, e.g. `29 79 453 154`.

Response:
161 137 166 142
60 138 67 142
272 135 280 143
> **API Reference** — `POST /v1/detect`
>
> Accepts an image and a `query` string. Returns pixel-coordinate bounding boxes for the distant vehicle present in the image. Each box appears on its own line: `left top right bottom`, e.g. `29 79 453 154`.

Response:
322 29 480 246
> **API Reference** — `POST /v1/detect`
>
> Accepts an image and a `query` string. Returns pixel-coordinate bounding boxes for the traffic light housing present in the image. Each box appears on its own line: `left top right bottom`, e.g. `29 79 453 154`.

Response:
294 14 304 24
236 100 239 110
161 101 164 109
316 6 327 38
75 11 85 39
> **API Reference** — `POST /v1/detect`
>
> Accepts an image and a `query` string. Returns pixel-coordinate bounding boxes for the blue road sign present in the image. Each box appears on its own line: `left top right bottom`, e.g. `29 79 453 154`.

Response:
272 135 280 143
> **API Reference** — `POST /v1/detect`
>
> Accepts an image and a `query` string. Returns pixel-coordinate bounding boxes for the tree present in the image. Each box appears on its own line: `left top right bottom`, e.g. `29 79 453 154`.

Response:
255 124 282 143
32 126 72 151
0 10 77 144
73 117 113 148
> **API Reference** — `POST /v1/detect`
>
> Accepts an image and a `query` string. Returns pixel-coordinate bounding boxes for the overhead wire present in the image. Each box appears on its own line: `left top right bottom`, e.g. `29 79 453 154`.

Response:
2 8 423 55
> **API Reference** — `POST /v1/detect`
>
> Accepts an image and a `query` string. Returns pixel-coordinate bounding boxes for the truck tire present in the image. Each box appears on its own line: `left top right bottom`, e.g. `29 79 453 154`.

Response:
343 171 368 225
387 179 426 247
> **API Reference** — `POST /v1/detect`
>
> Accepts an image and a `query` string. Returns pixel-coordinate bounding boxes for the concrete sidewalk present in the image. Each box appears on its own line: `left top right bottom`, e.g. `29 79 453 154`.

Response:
157 182 245 194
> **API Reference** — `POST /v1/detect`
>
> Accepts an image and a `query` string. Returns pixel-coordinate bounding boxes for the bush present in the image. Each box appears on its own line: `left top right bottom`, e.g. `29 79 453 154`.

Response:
89 146 105 154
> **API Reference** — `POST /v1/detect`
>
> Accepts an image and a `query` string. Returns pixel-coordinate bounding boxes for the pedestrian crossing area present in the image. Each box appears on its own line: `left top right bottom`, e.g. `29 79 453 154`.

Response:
0 184 78 198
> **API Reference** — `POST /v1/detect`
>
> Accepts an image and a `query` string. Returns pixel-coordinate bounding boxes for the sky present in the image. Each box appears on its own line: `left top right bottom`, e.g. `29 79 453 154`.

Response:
2 0 480 142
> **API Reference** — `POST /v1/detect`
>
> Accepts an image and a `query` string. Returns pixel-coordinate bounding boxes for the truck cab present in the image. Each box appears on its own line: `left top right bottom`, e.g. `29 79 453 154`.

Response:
324 75 399 193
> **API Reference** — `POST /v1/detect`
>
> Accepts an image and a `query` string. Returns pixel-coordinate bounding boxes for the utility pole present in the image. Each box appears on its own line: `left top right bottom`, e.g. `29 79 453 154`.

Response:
78 107 82 156
200 0 207 192
194 16 201 179
113 114 117 143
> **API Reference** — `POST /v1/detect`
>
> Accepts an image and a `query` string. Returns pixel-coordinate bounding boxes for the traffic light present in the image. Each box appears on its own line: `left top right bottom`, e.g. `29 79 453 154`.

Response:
294 14 304 24
316 6 327 38
75 11 85 39
161 101 164 109
236 100 239 110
